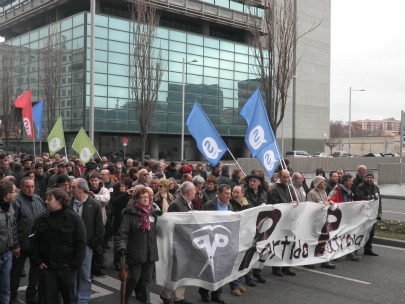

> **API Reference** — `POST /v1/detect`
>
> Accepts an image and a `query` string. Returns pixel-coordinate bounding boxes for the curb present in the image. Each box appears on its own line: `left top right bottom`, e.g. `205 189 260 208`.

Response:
374 237 405 249
380 194 405 200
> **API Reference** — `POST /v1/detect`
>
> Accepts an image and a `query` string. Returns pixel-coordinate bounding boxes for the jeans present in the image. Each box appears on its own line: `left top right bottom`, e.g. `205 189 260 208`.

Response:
72 246 93 304
10 250 38 301
0 250 12 304
40 267 77 304
125 262 155 304
229 277 242 291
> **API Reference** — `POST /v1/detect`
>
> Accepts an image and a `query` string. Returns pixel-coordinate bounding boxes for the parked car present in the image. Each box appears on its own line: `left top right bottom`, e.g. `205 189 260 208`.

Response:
285 150 311 158
332 151 352 157
364 153 383 157
312 152 329 158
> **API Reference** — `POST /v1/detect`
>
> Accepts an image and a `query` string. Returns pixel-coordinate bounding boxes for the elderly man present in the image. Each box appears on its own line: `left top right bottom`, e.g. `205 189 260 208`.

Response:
160 182 195 304
100 169 114 190
356 171 382 256
291 172 306 203
352 165 367 199
0 180 18 304
199 185 232 304
268 169 297 277
10 177 45 304
134 169 149 187
69 178 104 303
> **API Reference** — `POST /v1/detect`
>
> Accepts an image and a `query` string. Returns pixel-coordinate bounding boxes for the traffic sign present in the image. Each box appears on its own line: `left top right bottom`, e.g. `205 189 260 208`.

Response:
122 137 128 146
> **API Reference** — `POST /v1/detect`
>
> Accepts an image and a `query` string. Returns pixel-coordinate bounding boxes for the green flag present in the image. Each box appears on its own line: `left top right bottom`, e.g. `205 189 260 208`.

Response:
72 127 97 164
47 116 65 156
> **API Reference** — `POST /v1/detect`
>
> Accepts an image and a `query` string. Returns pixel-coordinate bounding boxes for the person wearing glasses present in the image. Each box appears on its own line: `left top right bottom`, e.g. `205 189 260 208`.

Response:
115 188 159 304
153 179 174 213
133 169 150 187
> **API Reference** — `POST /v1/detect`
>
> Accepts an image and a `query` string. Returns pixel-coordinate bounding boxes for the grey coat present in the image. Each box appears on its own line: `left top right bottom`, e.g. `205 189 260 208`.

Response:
0 202 18 253
12 193 45 251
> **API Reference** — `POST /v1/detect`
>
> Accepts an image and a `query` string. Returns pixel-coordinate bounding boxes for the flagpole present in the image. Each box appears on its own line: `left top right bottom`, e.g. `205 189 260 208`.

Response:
64 146 68 160
227 148 246 177
32 137 36 164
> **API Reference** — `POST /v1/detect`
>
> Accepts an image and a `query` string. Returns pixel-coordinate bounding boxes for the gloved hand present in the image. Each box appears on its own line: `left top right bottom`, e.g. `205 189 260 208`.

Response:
377 215 382 221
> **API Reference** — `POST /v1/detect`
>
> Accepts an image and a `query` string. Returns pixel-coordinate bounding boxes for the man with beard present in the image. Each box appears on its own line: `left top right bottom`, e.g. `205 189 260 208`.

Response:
10 177 45 304
0 180 18 303
356 171 382 256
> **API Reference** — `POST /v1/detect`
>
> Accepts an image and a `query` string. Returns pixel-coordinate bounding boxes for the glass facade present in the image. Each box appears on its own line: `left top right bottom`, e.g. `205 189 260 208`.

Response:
1 12 261 136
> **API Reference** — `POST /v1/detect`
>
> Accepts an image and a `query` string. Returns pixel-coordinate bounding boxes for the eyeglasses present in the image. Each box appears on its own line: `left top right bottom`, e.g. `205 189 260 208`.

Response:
157 185 164 188
138 196 149 199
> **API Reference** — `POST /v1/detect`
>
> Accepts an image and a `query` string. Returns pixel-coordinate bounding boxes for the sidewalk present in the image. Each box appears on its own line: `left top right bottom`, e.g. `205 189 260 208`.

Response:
379 184 405 200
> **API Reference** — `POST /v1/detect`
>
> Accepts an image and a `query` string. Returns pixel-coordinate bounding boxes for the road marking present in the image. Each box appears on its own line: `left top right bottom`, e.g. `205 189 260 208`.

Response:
299 267 371 285
94 275 162 303
21 275 162 303
383 211 405 215
375 244 405 251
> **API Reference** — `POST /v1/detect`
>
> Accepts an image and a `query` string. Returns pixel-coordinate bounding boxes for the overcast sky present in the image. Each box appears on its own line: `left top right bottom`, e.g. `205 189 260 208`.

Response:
331 0 405 122
1 1 404 123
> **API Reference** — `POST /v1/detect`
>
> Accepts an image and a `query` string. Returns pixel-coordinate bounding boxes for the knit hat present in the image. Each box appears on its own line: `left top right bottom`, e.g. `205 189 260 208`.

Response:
313 176 326 188
365 171 374 178
183 165 193 174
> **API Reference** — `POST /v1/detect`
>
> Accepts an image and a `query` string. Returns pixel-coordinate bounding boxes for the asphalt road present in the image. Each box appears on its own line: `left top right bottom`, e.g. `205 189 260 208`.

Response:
17 244 405 304
382 198 405 222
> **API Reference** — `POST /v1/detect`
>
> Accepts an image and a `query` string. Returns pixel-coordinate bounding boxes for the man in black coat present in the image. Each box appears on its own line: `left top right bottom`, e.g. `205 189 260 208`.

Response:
355 171 382 256
32 188 86 303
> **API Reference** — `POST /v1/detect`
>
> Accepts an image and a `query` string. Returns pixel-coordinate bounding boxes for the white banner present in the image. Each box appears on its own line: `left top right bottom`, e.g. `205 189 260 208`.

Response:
156 200 378 291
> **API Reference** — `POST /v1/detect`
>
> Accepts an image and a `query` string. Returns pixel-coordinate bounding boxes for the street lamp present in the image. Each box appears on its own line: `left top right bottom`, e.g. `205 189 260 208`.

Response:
181 58 198 161
349 87 366 155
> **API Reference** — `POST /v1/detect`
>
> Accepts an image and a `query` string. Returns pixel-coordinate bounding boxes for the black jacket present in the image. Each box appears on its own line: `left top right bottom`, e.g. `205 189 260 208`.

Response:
268 182 297 204
69 196 104 249
32 208 87 270
110 192 131 233
115 206 159 265
245 187 268 207
356 181 382 218
202 198 233 211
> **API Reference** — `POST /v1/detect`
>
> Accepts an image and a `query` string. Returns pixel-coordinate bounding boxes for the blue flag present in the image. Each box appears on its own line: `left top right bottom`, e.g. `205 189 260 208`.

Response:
256 142 281 179
32 100 44 141
186 102 228 167
240 88 275 157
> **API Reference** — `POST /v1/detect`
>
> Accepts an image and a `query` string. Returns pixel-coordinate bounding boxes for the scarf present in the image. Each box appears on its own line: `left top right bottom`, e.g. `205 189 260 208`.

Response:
0 200 11 212
135 203 152 231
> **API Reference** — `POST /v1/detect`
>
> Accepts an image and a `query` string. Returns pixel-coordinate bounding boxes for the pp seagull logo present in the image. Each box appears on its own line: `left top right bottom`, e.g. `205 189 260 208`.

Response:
202 137 223 160
249 125 267 150
192 225 230 280
263 149 277 171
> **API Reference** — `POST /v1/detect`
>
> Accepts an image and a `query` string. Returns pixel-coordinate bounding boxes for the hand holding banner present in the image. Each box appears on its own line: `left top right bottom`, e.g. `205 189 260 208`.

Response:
186 102 228 167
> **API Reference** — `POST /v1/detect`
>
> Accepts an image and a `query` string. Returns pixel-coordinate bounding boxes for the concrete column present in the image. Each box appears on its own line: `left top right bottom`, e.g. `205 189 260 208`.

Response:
202 21 210 35
148 134 159 160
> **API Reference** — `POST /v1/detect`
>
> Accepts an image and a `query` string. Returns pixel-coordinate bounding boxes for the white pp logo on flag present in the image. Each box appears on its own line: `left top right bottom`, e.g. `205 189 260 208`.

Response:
202 137 223 160
263 149 277 171
249 125 267 150
80 148 92 162
49 138 61 152
23 118 32 136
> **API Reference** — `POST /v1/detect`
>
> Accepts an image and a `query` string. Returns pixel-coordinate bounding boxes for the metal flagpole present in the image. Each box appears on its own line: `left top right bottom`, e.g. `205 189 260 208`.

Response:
227 148 246 177
64 146 68 160
32 137 36 164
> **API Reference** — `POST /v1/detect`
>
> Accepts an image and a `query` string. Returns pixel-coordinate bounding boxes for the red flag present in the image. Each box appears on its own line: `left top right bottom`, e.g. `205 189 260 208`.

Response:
14 89 35 139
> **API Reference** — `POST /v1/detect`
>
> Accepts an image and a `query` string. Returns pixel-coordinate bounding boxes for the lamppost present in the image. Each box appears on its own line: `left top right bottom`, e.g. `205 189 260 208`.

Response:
181 58 198 161
349 86 365 155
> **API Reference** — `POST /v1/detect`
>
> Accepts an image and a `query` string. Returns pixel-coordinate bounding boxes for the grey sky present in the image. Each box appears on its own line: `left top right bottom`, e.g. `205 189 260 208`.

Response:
331 0 405 122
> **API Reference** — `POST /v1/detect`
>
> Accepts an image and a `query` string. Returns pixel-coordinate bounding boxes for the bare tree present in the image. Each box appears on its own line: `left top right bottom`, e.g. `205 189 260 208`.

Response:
0 43 19 152
41 19 63 132
325 120 345 154
129 1 164 159
248 0 321 132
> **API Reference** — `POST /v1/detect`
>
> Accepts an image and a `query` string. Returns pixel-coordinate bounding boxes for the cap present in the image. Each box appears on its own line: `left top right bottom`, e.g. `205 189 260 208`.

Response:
313 176 327 188
183 165 193 174
86 162 98 170
57 161 67 167
365 171 374 178
170 161 176 167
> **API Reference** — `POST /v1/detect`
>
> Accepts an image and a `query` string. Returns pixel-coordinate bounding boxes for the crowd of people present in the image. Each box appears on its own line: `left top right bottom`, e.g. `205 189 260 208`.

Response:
0 152 382 304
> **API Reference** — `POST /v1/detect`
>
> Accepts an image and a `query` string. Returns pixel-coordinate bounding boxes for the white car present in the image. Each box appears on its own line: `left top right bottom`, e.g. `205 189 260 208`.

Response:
312 152 329 157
